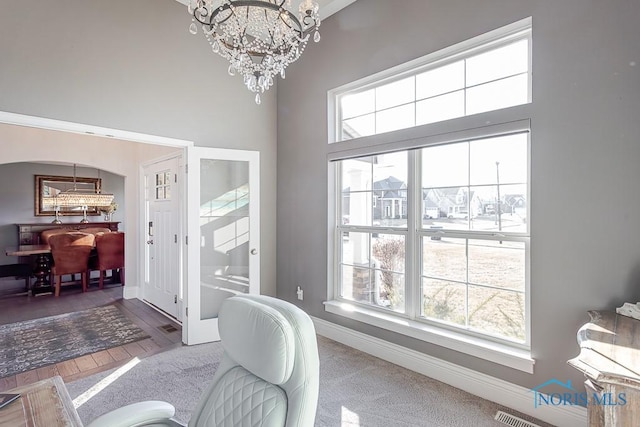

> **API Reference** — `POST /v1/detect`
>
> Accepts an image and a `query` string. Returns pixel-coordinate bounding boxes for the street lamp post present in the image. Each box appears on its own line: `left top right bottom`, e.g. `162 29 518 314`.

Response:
496 161 502 233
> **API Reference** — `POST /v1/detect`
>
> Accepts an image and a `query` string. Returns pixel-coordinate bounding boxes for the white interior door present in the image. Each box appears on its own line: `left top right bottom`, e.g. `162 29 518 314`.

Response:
143 156 181 319
184 147 260 345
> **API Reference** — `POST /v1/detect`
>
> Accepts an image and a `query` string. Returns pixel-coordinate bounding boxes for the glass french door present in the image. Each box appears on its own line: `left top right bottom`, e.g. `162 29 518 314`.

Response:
184 147 260 345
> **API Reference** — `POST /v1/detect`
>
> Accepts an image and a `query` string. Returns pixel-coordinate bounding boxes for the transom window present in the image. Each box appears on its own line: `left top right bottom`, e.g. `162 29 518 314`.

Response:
333 22 531 142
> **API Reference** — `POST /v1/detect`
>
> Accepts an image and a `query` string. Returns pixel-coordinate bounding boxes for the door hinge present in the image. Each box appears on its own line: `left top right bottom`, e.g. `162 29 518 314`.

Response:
185 235 188 245
174 295 177 304
174 173 177 183
185 164 188 174
174 234 178 244
185 307 188 317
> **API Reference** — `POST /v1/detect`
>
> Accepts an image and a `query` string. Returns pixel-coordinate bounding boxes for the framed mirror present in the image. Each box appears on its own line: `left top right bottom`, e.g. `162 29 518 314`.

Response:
35 175 102 217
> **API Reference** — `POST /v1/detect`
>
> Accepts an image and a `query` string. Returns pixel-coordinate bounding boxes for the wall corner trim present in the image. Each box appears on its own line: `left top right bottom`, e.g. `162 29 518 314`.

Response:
312 316 586 427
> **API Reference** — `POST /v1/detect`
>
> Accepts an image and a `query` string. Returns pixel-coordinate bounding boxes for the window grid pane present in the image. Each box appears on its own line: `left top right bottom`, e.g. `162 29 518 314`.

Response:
416 61 465 100
341 89 375 120
467 285 525 341
375 103 415 134
465 73 529 116
375 76 415 111
416 91 465 126
465 39 529 86
339 232 406 312
420 236 526 342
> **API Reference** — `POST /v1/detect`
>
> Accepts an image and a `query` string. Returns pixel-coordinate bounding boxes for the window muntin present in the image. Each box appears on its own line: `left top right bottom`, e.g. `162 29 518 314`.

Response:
336 132 529 345
335 32 531 142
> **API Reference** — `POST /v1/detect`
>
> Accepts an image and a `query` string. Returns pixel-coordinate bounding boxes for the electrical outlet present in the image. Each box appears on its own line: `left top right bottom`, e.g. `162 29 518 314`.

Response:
296 286 304 301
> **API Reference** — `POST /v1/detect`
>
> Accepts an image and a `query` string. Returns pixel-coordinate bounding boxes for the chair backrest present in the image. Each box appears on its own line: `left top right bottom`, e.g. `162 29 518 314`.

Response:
41 228 74 244
41 227 110 244
188 295 320 427
80 227 112 236
49 232 95 275
95 232 124 270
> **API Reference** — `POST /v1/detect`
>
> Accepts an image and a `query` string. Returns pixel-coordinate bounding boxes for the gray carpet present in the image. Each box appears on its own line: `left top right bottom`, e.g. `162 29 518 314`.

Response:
67 336 552 426
0 305 149 378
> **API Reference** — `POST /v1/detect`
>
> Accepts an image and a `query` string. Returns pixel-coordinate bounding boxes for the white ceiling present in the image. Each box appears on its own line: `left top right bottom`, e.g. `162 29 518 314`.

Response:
175 0 357 20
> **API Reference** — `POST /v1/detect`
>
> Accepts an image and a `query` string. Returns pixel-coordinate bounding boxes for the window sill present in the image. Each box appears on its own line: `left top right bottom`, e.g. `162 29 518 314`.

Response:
323 300 535 373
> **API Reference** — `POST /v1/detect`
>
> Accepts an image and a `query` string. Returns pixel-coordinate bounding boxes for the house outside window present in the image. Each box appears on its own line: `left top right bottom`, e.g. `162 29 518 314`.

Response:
327 18 533 371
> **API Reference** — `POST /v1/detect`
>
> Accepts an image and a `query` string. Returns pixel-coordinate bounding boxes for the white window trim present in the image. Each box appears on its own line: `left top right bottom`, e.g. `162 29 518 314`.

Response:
327 16 532 145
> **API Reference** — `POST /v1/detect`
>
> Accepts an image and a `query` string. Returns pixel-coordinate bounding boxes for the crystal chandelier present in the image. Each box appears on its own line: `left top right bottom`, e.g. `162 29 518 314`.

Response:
188 0 321 104
43 165 114 223
56 192 114 209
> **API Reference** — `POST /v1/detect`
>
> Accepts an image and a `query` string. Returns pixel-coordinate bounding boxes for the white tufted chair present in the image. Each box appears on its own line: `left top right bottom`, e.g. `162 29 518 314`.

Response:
87 294 320 427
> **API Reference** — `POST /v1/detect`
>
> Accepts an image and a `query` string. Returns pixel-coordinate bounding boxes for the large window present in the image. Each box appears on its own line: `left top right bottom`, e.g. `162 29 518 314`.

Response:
327 18 533 371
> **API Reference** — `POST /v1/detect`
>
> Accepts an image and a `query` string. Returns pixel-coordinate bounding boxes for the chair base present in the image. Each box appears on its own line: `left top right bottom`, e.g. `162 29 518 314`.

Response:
99 268 125 289
53 271 89 297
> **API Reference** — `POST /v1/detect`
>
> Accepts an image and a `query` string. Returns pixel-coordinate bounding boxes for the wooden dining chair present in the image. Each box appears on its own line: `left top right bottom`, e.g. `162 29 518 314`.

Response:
93 231 125 288
48 232 95 297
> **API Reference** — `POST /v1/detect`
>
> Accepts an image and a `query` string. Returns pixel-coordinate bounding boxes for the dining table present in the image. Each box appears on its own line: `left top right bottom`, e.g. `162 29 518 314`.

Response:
4 244 52 295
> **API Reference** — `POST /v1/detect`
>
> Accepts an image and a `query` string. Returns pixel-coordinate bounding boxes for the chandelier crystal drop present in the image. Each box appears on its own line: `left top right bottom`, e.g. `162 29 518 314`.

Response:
188 0 321 104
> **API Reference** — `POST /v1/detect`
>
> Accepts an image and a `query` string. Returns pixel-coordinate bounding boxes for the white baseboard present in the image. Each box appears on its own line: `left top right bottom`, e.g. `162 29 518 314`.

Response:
122 285 138 300
312 316 586 427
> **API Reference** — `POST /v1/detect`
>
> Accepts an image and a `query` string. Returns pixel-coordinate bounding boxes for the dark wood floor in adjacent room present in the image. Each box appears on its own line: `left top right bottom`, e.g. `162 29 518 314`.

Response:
0 283 182 392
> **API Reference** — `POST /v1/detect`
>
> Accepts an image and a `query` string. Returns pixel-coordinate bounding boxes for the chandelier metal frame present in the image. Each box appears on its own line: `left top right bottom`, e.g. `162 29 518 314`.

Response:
188 0 321 104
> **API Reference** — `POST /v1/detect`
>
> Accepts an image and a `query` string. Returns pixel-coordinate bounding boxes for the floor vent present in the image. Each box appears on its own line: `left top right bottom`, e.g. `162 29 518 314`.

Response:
159 324 178 333
495 411 541 427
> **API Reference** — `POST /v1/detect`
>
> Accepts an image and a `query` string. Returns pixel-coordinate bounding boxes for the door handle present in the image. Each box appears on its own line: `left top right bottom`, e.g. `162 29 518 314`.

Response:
250 248 258 255
147 240 154 245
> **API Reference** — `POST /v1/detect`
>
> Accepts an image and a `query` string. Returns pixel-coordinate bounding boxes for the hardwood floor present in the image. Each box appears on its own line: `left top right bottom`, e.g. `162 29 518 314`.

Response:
0 283 182 392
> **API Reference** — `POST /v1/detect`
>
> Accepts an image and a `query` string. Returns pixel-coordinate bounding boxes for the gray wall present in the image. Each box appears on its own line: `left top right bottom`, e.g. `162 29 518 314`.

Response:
277 0 640 390
0 163 125 265
0 0 277 295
